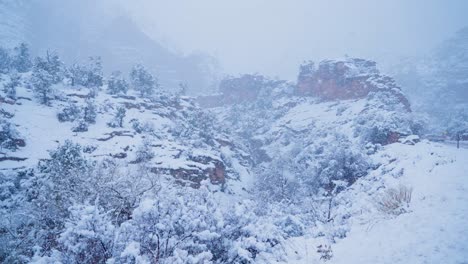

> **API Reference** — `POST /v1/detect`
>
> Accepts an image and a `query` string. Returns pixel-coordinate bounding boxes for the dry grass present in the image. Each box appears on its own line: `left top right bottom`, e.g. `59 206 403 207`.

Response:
378 185 413 215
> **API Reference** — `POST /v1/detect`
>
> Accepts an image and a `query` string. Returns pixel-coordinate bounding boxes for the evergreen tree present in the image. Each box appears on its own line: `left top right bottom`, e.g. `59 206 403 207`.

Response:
69 57 103 88
4 73 20 100
69 63 87 87
83 99 97 124
34 51 65 84
0 47 11 73
30 68 54 105
0 119 22 151
86 57 104 88
108 106 126 128
107 71 129 95
130 64 158 97
57 103 81 123
11 43 32 73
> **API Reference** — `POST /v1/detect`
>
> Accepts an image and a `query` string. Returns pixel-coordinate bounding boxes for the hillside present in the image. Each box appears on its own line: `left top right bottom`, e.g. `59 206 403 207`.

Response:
0 0 219 95
1 47 467 263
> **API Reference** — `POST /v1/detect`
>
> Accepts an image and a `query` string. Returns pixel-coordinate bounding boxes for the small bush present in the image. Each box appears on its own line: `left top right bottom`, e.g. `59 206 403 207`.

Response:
317 244 333 261
378 185 413 215
57 104 81 123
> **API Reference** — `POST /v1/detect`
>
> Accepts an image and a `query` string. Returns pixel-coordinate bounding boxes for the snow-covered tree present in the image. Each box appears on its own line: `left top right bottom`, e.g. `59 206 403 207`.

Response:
135 140 155 163
57 103 82 122
56 204 115 263
0 47 11 73
72 119 89 132
108 106 126 128
30 68 54 105
130 64 158 97
34 51 65 84
0 119 22 151
3 73 20 99
11 43 32 73
69 57 104 88
107 71 129 95
83 99 97 124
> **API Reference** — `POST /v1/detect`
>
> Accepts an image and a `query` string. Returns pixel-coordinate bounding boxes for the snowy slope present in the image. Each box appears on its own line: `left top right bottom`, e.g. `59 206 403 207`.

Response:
283 141 468 263
0 0 31 48
1 55 466 263
0 74 250 191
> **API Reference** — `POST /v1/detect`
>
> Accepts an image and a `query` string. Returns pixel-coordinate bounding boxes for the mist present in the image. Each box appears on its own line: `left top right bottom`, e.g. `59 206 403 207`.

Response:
124 0 468 79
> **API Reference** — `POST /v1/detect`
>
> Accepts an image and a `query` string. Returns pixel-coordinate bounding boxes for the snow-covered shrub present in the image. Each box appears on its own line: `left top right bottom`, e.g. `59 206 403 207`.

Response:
30 68 55 105
377 185 413 216
173 109 217 144
58 101 97 127
11 43 32 73
0 47 11 73
72 119 89 132
83 99 97 124
13 141 94 258
107 71 129 95
57 103 82 122
446 106 468 138
274 215 305 237
134 140 155 163
3 73 20 99
311 139 370 188
107 106 126 128
38 140 92 200
69 57 103 88
33 52 65 84
317 244 333 261
0 119 22 151
113 188 284 264
57 204 115 263
130 64 159 97
130 119 154 134
355 90 413 145
113 189 220 263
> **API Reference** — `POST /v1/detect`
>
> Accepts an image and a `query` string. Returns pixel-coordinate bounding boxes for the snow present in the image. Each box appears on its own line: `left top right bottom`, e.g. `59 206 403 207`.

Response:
282 141 468 263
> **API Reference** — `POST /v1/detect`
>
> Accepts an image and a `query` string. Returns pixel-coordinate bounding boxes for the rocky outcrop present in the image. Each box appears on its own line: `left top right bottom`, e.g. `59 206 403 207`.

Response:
197 74 269 108
153 155 226 188
296 58 411 111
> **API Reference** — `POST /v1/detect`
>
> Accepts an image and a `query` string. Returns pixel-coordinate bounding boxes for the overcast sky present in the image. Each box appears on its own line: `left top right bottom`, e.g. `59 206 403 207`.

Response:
122 0 468 79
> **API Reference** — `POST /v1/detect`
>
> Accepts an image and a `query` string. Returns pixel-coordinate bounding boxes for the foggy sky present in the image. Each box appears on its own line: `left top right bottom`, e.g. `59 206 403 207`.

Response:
122 0 468 80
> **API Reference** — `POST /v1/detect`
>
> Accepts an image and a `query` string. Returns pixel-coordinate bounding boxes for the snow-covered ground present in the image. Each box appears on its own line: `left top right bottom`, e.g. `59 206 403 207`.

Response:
284 141 468 263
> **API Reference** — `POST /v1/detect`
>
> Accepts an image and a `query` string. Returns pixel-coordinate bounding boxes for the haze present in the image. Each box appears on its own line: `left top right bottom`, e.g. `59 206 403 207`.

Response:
123 0 468 79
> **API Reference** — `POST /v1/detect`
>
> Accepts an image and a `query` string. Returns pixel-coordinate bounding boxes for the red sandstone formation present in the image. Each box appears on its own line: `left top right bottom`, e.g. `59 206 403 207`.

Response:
296 58 411 111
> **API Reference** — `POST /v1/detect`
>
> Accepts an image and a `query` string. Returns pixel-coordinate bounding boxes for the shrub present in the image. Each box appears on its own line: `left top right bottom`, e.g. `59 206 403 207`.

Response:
134 140 155 163
57 103 82 123
107 106 126 128
130 64 158 97
4 73 20 100
69 57 103 88
107 71 129 95
72 119 89 132
0 119 22 151
317 244 333 261
377 185 413 215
